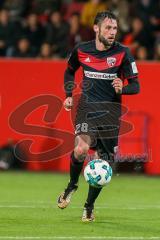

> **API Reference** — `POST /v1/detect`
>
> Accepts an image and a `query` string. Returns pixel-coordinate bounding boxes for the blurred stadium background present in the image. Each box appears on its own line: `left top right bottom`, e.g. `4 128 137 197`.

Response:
0 0 160 238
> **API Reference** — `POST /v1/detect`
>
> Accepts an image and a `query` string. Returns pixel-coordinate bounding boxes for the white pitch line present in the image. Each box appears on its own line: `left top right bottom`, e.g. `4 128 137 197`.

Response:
0 237 160 240
0 205 160 210
1 202 160 209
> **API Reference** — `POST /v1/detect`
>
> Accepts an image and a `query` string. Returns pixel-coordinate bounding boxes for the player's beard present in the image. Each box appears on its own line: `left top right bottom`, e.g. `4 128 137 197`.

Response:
98 30 114 49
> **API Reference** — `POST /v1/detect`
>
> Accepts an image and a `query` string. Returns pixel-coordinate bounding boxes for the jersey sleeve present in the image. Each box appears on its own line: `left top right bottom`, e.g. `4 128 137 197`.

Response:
67 44 80 71
120 47 138 79
64 44 80 97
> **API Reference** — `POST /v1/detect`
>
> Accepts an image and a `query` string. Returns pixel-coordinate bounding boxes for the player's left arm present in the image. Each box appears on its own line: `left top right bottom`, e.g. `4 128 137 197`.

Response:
116 47 140 95
122 76 140 95
112 76 140 95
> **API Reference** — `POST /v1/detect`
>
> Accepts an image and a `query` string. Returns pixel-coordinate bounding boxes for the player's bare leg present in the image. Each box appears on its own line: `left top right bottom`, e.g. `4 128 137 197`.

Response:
57 135 91 209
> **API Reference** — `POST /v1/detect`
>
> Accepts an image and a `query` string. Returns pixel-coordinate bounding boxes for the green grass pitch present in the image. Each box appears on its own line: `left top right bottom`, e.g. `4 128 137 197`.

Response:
0 171 160 240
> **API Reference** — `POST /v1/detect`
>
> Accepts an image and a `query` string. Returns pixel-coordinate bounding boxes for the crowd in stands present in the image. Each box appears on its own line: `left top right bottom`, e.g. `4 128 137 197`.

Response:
0 0 159 60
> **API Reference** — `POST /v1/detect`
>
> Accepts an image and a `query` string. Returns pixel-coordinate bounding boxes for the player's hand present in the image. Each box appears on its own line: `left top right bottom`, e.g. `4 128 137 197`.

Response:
63 97 73 111
112 78 123 94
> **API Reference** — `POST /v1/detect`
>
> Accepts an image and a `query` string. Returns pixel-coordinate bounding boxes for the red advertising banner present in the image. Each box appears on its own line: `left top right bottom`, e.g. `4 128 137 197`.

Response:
0 60 159 174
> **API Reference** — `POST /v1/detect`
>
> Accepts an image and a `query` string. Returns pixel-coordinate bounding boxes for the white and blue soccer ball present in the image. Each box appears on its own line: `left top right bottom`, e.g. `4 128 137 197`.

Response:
84 159 112 188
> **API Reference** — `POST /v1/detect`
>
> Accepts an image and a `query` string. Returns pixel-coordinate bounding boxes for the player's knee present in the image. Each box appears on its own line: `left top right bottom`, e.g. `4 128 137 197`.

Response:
74 145 89 156
74 144 89 160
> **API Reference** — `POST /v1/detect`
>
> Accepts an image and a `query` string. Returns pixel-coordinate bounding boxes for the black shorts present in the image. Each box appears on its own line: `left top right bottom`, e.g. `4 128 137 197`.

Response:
74 101 121 160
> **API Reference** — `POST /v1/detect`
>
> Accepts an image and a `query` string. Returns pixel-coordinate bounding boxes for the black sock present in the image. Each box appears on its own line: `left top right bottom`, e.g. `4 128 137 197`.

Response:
69 151 84 186
84 185 102 208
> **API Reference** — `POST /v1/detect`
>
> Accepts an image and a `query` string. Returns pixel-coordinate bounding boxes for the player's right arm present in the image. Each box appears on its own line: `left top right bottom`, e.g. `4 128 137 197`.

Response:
64 44 80 111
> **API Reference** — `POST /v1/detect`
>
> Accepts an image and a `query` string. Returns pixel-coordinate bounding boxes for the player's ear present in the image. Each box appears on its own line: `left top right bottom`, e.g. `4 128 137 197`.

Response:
93 24 99 33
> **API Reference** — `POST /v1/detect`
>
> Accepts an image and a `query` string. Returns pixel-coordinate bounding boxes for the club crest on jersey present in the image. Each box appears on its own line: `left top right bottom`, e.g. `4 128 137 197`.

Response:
107 57 116 67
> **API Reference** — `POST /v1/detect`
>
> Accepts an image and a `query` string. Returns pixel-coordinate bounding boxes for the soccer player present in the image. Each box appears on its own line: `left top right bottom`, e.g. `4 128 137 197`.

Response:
57 11 140 222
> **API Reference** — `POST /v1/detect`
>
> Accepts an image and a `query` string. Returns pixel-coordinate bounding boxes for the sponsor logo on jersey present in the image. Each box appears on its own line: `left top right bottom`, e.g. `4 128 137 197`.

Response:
131 62 138 74
107 57 116 67
84 70 117 80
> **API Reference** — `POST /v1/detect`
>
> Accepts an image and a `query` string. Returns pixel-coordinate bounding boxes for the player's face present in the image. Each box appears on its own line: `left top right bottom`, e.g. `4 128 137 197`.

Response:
98 18 118 47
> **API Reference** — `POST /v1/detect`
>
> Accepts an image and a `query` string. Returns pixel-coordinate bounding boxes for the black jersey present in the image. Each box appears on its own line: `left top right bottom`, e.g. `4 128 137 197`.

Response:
64 40 139 103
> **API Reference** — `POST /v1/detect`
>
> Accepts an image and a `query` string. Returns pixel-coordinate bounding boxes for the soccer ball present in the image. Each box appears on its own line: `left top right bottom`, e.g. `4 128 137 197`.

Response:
84 159 112 188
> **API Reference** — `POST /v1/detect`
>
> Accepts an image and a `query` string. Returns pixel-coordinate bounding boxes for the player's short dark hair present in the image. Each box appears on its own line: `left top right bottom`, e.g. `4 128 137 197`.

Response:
94 11 117 25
